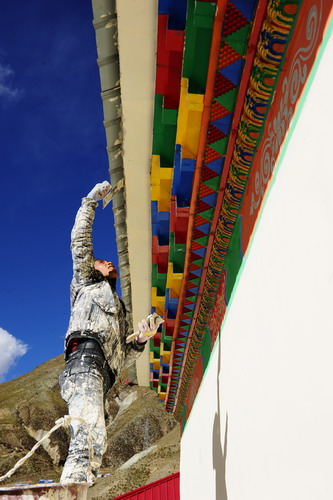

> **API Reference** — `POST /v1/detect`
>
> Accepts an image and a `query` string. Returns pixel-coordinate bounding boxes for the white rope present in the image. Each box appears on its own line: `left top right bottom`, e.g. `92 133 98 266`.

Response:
0 415 91 483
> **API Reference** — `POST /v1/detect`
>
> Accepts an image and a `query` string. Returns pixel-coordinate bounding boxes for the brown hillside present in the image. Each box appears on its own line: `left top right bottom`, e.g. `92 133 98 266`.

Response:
0 356 180 498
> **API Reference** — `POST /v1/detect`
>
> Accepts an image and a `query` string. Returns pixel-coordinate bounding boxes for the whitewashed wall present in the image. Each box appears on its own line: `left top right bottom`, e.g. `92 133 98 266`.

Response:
180 31 333 500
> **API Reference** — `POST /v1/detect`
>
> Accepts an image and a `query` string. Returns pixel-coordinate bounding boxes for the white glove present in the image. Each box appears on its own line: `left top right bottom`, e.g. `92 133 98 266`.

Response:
136 313 164 343
87 181 111 201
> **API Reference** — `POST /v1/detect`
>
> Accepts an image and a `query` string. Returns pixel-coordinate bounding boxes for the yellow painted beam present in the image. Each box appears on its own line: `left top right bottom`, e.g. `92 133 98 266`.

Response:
176 78 204 159
151 287 166 315
153 359 160 370
166 262 183 298
151 154 173 211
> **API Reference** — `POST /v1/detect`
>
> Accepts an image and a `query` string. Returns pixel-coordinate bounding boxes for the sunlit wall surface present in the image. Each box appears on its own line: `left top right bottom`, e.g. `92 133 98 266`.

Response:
181 22 333 500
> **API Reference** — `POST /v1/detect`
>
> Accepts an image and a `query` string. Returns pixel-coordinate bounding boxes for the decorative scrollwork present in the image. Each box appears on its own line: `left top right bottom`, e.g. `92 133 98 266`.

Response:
250 1 321 216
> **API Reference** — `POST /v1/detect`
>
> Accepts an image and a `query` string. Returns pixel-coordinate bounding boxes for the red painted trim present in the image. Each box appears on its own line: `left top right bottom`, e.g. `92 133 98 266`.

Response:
186 0 269 338
113 472 180 499
169 0 269 413
167 0 228 409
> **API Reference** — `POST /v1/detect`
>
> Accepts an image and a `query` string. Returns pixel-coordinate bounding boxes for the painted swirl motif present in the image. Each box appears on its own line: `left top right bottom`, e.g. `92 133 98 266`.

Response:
250 1 321 215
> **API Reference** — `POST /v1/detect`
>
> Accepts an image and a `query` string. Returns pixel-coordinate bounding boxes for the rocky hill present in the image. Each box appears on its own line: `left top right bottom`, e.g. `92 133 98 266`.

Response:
0 355 180 499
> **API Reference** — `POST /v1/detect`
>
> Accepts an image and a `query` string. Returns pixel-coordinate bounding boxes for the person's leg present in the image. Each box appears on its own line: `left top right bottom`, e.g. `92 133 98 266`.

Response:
60 371 106 483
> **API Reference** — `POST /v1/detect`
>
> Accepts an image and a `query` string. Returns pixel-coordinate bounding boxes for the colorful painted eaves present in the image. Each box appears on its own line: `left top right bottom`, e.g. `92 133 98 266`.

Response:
150 0 260 401
151 0 217 399
149 0 330 424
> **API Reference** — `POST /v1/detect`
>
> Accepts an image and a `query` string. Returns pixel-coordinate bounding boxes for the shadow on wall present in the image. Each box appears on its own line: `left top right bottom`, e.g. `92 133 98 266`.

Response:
212 334 228 500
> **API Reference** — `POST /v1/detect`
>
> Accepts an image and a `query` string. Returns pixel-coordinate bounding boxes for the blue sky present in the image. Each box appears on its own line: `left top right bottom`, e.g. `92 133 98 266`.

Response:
0 1 119 381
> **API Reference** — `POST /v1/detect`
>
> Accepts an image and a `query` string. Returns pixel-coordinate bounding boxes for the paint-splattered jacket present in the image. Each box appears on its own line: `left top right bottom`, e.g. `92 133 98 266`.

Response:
64 197 145 377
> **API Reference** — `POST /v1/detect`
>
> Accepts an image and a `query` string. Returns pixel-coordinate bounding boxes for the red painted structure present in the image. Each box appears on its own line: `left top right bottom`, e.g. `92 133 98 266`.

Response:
113 473 180 500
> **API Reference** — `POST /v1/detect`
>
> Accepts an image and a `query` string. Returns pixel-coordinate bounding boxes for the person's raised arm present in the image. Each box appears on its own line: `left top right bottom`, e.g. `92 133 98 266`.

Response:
71 181 111 284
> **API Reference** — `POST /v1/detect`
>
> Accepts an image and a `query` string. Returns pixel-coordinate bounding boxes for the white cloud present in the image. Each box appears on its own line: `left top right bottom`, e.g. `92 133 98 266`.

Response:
0 60 21 102
0 327 28 381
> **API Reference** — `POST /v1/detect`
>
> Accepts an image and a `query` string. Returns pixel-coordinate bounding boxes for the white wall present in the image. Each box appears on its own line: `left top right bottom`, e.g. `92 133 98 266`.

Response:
181 31 333 500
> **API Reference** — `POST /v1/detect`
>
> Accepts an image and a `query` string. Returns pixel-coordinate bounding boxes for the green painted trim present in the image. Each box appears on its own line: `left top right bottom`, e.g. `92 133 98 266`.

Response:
216 87 240 111
183 0 216 94
224 24 252 55
203 176 221 191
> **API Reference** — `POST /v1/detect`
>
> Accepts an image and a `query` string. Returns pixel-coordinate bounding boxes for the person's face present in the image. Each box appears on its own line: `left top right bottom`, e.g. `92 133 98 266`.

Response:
94 260 118 279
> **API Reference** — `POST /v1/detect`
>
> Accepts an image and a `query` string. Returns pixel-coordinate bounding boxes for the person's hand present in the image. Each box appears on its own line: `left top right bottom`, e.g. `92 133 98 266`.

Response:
136 313 164 343
87 181 111 201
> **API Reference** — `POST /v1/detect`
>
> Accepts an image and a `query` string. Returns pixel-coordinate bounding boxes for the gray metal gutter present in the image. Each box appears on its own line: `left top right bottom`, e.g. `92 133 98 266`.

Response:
91 0 133 327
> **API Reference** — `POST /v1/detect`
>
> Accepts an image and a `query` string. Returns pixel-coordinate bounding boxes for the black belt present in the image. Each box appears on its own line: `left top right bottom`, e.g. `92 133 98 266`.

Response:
65 337 115 393
68 337 104 355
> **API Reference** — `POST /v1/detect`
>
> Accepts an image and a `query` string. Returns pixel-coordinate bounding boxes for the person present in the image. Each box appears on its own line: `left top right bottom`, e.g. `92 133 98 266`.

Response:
59 181 160 484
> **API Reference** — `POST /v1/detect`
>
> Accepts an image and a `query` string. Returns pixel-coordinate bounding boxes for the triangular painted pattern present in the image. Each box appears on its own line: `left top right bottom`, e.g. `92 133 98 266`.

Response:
186 267 203 278
216 87 239 111
195 214 210 227
183 301 196 310
199 183 216 198
188 263 201 272
201 193 218 206
202 176 221 191
191 247 206 258
208 136 229 156
193 229 208 241
214 71 237 97
192 240 205 251
218 40 242 69
193 225 210 237
203 158 225 174
183 293 197 302
191 259 205 268
194 235 209 246
221 58 245 86
223 1 249 37
187 280 199 290
207 123 227 144
204 144 222 164
210 114 234 135
187 271 202 281
231 0 257 19
201 165 220 182
211 101 230 121
190 251 204 261
197 208 214 222
197 199 214 212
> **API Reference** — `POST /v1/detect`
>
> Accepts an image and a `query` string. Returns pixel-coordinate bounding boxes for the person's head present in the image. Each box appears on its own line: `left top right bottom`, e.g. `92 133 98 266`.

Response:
94 260 118 279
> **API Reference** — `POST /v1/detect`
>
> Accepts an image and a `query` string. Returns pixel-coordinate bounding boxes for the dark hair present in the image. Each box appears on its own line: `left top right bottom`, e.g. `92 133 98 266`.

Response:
89 269 117 290
107 277 117 291
89 268 104 283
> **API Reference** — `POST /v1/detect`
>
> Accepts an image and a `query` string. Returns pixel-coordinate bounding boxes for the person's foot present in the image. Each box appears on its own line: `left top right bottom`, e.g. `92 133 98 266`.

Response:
60 470 95 485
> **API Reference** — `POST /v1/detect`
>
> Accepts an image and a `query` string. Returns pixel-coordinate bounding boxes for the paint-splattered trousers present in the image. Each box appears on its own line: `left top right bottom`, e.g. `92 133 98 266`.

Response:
59 339 115 484
59 368 107 483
